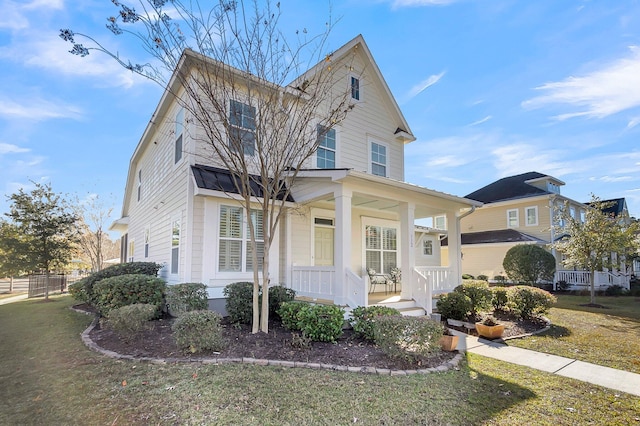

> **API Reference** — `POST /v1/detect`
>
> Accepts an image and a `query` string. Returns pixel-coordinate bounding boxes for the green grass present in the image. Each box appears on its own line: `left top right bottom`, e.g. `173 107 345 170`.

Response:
1 295 639 425
509 295 640 374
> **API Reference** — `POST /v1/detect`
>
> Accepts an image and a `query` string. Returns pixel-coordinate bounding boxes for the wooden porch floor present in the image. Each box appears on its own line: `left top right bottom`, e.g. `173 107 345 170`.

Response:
295 291 404 307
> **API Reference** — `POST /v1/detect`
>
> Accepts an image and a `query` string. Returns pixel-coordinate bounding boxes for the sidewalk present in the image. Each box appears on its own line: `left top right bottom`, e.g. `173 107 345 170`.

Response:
452 330 640 397
0 293 28 305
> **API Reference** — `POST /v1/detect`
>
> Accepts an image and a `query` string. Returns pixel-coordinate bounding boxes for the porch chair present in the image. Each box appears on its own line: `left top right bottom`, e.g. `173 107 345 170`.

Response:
367 268 393 294
389 267 401 293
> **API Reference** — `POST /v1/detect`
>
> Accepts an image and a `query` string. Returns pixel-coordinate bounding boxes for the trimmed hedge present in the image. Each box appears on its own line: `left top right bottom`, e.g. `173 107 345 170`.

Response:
374 316 443 363
277 300 308 331
507 285 556 319
436 291 472 321
491 287 509 312
106 303 157 340
268 285 296 319
166 283 208 317
454 280 492 316
93 273 166 316
349 305 401 341
224 282 296 324
172 310 225 353
297 304 345 342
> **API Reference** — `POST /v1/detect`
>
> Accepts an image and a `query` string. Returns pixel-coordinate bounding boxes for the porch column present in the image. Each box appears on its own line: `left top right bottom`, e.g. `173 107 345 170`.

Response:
399 202 415 300
334 187 352 305
447 211 461 287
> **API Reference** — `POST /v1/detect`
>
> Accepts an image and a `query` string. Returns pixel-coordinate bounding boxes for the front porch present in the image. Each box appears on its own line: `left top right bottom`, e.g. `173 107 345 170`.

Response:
555 270 631 291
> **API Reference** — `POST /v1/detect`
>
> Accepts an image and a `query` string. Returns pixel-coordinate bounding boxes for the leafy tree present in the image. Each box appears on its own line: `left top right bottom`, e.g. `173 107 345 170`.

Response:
5 183 79 300
502 244 556 286
552 195 640 304
0 220 30 291
61 1 353 332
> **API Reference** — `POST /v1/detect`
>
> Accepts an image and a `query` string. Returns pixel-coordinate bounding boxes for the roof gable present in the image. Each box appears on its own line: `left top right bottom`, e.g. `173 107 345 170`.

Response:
465 171 559 204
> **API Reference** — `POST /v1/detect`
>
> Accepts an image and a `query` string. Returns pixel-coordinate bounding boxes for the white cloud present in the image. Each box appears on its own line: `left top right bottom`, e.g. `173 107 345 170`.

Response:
468 115 492 126
406 71 445 100
392 0 457 7
0 0 63 30
522 46 640 120
0 97 83 121
0 143 30 154
491 143 576 178
627 116 640 129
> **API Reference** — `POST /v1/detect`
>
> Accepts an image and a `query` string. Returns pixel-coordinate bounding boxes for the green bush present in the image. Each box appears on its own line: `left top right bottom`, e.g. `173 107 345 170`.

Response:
166 283 208 317
436 292 472 320
476 274 489 282
503 245 555 286
491 287 509 311
106 303 157 340
277 301 308 330
493 275 507 286
555 280 570 292
373 316 443 363
297 304 345 342
71 262 162 306
454 280 492 316
604 285 627 296
507 285 557 319
223 282 255 324
462 274 474 280
268 285 296 319
172 310 225 353
93 274 166 316
349 305 401 341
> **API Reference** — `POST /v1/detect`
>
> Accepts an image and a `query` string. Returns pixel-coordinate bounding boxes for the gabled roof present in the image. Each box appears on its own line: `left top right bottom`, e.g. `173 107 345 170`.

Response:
192 164 295 202
586 198 627 217
465 171 559 204
441 229 546 246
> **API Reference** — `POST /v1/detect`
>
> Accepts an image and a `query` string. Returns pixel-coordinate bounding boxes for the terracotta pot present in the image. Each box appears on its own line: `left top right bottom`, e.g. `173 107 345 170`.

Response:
475 322 505 339
439 334 459 351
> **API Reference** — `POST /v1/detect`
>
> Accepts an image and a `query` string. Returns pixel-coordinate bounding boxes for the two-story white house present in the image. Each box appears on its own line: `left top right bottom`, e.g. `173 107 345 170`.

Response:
110 35 481 314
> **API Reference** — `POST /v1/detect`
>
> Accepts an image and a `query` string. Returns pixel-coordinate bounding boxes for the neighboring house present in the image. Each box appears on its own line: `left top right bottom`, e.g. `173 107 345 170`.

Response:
109 35 481 315
447 171 631 289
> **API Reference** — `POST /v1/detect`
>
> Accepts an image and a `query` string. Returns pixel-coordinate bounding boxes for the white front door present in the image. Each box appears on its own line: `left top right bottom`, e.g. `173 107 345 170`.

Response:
314 227 334 266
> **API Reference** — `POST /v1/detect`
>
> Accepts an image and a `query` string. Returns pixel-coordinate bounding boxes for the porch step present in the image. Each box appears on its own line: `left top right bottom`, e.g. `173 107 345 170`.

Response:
373 298 426 317
398 307 426 317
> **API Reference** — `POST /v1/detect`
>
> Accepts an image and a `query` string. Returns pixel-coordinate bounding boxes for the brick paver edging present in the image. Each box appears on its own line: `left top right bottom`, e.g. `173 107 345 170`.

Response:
74 307 464 375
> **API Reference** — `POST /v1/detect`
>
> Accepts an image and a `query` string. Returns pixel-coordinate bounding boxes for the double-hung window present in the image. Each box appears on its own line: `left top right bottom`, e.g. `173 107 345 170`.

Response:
175 107 184 164
434 215 446 230
219 205 264 272
171 219 180 274
365 225 397 274
525 206 538 226
507 209 519 227
316 125 336 169
350 76 360 100
423 240 433 256
144 226 150 258
137 170 142 202
229 100 256 156
371 142 387 177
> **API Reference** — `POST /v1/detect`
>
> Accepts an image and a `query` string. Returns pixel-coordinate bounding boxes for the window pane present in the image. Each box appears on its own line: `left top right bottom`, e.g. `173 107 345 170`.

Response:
172 220 180 247
351 76 360 100
317 147 335 169
246 241 264 272
219 240 242 271
174 134 183 163
365 250 380 272
366 226 380 249
171 247 179 274
372 163 386 177
383 252 396 274
220 206 242 238
383 228 396 250
247 209 264 240
423 240 433 255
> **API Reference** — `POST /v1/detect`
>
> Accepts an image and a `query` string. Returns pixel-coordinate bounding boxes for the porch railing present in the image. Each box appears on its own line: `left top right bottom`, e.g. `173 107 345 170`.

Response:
345 269 366 308
555 270 630 290
412 268 432 314
290 266 335 299
414 266 455 295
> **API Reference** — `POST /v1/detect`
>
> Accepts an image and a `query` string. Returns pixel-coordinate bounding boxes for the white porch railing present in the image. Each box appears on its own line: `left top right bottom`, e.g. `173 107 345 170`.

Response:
345 269 366 308
414 266 455 296
412 268 432 314
290 266 335 299
555 270 630 290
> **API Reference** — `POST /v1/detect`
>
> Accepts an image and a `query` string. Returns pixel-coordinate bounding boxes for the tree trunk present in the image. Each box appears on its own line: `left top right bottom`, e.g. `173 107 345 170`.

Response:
44 270 50 301
590 270 596 305
260 242 270 333
9 276 13 293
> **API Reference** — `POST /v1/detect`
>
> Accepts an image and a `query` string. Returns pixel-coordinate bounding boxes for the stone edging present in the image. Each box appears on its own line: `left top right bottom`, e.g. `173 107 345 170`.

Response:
74 306 464 375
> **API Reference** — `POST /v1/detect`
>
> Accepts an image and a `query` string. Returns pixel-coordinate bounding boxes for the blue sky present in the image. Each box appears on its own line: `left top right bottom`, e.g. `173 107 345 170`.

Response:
1 0 640 224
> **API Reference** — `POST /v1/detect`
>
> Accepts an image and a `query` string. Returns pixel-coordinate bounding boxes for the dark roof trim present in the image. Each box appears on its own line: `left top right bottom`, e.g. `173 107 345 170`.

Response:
191 164 295 202
586 198 626 217
465 171 553 204
441 229 546 246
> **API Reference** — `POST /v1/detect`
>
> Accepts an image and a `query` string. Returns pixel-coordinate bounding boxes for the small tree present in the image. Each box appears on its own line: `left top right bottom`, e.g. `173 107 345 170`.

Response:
503 244 556 286
0 220 30 291
552 195 640 304
73 194 118 272
5 183 79 300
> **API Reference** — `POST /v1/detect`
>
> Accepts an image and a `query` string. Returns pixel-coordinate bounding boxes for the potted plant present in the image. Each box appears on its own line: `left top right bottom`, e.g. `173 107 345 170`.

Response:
439 327 459 352
475 315 505 339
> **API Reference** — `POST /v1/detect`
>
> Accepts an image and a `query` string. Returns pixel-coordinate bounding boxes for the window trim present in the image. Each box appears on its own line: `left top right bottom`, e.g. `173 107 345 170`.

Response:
507 209 519 228
434 215 447 230
217 204 264 273
362 217 400 276
316 125 337 169
369 140 388 177
170 217 181 275
228 100 256 157
422 239 433 256
525 206 538 226
174 107 184 164
350 74 361 101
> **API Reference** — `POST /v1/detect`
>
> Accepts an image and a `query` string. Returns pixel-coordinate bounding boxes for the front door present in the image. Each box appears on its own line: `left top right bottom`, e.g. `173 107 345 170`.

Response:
314 227 334 266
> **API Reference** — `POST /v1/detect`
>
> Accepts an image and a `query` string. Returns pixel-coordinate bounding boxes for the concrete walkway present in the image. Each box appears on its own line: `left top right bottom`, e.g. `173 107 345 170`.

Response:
452 330 640 397
0 293 28 305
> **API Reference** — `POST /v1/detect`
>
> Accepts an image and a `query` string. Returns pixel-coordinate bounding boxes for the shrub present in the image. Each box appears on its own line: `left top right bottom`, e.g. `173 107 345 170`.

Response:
93 274 166 316
454 280 492 316
68 279 88 303
507 285 557 319
436 292 472 320
172 310 225 353
493 275 507 286
491 287 509 311
72 262 162 306
476 274 489 282
268 285 296 318
503 245 555 286
277 301 308 330
297 304 345 342
106 303 157 341
462 274 474 280
223 281 255 324
604 285 628 296
165 283 209 317
349 306 401 341
373 316 443 363
555 280 570 292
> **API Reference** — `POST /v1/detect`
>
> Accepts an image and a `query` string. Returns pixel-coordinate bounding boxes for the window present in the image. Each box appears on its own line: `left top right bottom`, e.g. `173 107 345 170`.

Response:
365 225 397 274
144 226 150 258
174 107 184 164
171 219 180 274
229 100 256 156
525 206 538 226
350 76 360 100
371 142 387 177
434 215 446 230
128 239 135 262
570 206 576 219
137 169 142 202
507 209 519 227
423 240 433 256
580 209 586 223
218 205 264 272
316 125 336 169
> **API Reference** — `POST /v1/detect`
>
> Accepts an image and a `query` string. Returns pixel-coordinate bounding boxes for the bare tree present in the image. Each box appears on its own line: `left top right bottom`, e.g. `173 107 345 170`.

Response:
61 0 354 332
73 194 117 272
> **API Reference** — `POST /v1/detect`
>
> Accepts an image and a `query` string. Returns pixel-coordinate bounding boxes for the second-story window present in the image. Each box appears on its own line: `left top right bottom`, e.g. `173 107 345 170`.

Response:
525 206 538 226
229 100 256 156
175 107 184 164
507 209 519 227
316 125 336 169
423 239 433 256
371 142 387 177
434 215 446 230
350 76 360 100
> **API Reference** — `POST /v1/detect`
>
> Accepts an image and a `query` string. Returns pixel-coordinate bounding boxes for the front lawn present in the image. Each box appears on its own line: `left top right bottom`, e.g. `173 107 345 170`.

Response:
508 294 640 374
1 295 638 425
